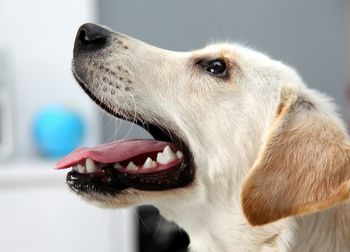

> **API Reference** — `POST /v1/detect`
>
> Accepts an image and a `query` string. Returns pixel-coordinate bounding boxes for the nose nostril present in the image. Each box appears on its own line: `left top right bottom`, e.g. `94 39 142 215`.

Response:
74 23 111 54
78 28 105 45
78 29 88 44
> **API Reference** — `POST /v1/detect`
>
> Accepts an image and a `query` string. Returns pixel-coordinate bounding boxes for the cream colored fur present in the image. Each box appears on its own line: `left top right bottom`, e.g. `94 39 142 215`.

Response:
73 28 350 252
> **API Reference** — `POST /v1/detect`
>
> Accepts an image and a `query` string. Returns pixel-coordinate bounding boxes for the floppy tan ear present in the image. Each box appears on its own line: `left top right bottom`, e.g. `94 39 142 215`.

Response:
241 85 350 226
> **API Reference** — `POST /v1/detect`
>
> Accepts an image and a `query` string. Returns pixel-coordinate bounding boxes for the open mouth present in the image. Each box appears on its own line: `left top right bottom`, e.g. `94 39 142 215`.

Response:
55 73 194 194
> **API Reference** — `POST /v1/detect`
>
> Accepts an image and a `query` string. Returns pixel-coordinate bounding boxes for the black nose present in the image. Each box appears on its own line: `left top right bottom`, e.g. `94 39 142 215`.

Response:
74 23 111 56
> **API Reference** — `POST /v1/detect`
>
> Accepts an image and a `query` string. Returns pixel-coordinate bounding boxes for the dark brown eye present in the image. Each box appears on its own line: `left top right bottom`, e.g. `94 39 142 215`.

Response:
204 60 227 76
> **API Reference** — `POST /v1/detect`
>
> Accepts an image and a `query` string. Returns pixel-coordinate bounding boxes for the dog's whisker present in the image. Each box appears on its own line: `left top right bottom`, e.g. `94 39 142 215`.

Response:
120 91 138 140
103 114 119 143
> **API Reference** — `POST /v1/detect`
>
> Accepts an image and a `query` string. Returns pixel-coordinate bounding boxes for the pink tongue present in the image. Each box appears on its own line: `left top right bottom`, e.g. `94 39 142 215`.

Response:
55 139 173 169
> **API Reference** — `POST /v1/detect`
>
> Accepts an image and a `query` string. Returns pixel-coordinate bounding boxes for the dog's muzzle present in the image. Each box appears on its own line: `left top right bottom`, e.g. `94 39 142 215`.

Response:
58 23 195 195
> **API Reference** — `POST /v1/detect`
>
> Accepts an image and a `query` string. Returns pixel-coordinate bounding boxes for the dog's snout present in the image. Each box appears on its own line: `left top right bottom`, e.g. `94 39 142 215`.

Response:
74 23 110 56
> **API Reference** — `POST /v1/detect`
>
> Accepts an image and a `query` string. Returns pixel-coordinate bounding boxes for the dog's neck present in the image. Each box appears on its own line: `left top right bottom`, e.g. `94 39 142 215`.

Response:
157 200 350 252
156 190 292 252
155 131 350 251
290 203 350 252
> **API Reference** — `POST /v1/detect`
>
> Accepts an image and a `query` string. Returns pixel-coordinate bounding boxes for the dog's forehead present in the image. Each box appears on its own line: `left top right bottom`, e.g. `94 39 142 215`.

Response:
191 44 235 58
192 43 271 62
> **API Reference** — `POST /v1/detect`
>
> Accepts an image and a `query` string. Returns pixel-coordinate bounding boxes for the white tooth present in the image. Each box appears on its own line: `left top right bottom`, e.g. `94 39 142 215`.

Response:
85 158 97 173
151 161 157 168
161 146 177 163
72 166 78 172
126 161 138 171
156 152 166 164
176 151 184 159
163 146 174 155
163 155 176 163
143 157 153 169
77 164 85 173
157 152 176 164
113 162 123 170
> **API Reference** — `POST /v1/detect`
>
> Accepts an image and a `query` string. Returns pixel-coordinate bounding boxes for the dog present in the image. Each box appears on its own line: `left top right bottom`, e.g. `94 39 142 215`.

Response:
56 23 350 252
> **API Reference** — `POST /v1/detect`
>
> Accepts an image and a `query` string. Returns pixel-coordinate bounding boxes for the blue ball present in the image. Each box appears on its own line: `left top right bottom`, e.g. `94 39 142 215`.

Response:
33 104 85 158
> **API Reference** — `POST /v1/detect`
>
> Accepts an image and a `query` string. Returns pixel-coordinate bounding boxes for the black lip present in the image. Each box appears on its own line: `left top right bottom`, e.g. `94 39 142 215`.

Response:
67 162 194 193
67 71 195 194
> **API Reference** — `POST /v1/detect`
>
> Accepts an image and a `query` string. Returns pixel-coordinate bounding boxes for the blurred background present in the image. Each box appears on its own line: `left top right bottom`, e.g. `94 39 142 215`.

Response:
0 0 348 251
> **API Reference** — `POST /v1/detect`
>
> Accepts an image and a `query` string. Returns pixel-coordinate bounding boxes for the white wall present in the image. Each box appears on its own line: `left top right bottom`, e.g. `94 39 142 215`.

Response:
0 2 136 251
0 161 135 252
0 0 100 157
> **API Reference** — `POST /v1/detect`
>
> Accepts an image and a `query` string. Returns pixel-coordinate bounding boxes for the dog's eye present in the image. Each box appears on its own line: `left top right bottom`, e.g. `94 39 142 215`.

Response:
204 60 227 77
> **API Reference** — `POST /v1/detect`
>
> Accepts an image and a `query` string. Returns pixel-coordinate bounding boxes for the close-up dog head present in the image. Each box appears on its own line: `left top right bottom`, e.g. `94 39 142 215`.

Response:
56 23 350 251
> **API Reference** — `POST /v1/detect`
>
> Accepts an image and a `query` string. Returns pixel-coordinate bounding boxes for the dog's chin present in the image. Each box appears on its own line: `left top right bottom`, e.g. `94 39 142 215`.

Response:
58 70 195 200
73 188 143 209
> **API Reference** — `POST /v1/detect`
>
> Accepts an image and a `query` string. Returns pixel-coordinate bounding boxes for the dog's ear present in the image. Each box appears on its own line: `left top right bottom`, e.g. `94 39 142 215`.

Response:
241 85 350 226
